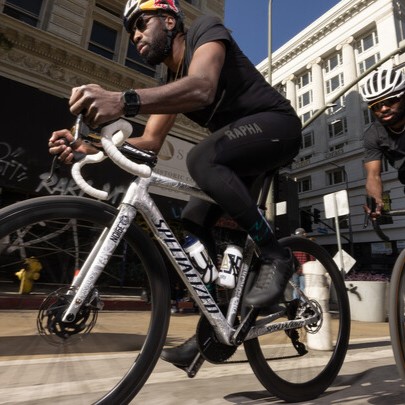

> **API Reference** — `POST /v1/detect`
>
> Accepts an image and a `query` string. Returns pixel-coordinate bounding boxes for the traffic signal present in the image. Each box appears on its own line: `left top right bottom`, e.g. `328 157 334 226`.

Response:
313 208 321 224
299 209 312 233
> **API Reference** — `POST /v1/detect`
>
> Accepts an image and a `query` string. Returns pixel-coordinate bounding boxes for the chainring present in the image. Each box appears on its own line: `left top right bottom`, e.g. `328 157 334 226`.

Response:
196 306 239 364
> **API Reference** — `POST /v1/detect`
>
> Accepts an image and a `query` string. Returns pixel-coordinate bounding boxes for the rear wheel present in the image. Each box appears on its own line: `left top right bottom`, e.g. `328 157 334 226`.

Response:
243 236 350 402
389 249 405 382
0 196 171 404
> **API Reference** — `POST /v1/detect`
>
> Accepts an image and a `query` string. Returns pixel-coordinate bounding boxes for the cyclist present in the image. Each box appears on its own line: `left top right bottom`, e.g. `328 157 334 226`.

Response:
362 67 405 217
48 0 302 369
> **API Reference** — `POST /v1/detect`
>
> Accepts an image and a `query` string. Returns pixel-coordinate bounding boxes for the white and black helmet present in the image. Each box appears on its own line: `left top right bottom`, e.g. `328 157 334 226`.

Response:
361 68 405 103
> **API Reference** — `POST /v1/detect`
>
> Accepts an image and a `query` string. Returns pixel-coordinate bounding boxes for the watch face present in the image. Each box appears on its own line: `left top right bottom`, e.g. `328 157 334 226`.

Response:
123 90 140 117
125 91 138 104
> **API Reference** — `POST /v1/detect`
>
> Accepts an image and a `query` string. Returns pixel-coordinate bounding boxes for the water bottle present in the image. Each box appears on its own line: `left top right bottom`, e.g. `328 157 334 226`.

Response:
183 235 218 284
216 245 243 289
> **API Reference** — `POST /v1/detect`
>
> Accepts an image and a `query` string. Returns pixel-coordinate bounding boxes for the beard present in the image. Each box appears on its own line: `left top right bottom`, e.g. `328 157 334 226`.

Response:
381 97 405 127
142 31 168 66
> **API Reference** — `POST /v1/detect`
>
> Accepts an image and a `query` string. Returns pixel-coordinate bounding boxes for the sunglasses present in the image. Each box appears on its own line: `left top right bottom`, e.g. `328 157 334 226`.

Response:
134 14 159 32
368 92 404 112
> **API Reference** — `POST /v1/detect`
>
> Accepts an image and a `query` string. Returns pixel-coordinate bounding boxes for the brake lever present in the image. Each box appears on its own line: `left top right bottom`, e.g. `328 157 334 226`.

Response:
46 114 87 183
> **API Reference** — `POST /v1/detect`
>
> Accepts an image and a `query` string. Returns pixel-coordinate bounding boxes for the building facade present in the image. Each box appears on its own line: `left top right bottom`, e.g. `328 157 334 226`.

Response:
257 0 405 273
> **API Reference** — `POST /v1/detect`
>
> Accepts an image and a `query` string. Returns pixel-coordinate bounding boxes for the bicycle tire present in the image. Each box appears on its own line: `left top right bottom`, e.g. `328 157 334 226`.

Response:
0 196 171 405
243 236 350 402
389 248 405 382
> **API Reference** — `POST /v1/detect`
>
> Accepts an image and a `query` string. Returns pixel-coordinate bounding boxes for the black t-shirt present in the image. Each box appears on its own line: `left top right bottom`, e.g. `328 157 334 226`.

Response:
364 120 405 183
169 15 297 132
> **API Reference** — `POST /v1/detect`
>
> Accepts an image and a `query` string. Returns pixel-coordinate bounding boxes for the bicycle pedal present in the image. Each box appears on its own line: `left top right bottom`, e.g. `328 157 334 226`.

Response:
183 353 205 378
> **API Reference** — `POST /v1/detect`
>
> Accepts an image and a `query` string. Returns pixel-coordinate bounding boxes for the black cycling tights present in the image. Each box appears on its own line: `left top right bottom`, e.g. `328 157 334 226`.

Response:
182 111 302 257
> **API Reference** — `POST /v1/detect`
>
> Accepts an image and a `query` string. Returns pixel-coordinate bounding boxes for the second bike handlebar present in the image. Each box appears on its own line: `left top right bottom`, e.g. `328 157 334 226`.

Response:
365 196 405 242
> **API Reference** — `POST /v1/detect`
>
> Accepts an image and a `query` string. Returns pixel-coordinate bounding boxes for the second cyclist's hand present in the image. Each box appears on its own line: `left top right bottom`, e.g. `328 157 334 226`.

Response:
363 197 383 220
69 84 124 128
48 129 88 164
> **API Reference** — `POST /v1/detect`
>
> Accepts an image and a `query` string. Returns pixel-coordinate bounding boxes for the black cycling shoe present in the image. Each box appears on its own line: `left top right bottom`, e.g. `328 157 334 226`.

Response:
160 335 199 368
244 248 295 308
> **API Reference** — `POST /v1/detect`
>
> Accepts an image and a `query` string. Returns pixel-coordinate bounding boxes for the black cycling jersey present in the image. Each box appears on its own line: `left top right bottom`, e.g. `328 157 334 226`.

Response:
169 15 297 132
364 121 405 183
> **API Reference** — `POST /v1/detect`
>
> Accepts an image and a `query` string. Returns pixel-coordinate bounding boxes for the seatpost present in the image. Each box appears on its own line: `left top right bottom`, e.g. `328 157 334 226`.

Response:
257 171 276 223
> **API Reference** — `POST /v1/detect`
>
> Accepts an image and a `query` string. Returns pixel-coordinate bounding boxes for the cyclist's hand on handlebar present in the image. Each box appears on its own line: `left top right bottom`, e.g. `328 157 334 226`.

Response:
48 129 93 164
363 196 383 221
69 84 124 128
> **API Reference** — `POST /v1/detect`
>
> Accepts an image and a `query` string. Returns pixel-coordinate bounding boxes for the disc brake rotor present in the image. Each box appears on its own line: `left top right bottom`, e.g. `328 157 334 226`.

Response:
37 287 101 345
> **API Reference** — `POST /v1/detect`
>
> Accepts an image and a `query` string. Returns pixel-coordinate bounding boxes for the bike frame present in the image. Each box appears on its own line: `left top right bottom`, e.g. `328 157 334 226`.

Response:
63 170 319 345
59 119 320 346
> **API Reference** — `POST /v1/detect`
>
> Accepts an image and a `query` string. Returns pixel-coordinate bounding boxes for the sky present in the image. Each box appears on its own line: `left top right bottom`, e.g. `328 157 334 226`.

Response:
224 0 342 65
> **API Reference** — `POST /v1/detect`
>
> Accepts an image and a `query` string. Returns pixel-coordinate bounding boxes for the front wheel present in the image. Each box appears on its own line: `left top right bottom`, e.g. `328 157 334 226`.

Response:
243 236 350 402
0 196 171 404
389 248 405 382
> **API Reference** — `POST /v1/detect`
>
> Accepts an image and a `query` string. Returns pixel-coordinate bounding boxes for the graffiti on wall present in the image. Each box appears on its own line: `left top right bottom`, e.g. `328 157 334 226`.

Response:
0 142 28 182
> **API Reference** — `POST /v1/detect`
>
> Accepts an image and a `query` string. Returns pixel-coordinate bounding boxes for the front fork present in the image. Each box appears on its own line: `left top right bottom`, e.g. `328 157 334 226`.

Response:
62 203 137 323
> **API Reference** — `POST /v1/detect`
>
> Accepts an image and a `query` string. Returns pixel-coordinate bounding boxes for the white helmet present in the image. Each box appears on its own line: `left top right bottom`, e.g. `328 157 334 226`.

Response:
361 68 405 103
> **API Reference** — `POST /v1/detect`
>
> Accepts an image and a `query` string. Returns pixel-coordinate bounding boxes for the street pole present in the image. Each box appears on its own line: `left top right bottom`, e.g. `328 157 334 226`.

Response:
268 0 273 85
265 0 275 223
330 162 354 256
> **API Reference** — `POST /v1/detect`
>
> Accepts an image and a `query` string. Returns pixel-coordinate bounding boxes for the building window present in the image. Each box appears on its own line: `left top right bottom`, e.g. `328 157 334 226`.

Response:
298 71 312 89
325 52 342 73
327 168 345 185
302 131 314 149
358 53 380 74
326 73 344 94
300 110 313 123
328 117 347 138
3 0 43 27
297 177 312 193
88 20 117 60
298 90 312 108
125 40 156 78
357 31 379 54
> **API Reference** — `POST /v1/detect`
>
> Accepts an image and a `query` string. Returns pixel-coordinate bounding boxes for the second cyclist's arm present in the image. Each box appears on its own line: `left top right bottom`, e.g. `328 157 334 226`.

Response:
364 160 384 205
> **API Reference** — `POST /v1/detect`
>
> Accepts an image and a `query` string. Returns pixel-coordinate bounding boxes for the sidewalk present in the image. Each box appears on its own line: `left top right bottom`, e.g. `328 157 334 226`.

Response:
0 289 390 344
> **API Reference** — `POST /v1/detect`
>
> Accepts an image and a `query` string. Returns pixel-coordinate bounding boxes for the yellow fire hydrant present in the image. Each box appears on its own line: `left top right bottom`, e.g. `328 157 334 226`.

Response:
15 257 42 294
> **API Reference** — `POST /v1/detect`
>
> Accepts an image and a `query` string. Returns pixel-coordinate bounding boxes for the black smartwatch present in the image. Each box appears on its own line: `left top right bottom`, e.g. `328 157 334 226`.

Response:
122 89 141 117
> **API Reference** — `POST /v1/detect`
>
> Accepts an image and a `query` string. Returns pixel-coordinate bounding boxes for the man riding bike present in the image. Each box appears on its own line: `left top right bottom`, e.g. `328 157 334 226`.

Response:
362 67 405 217
48 0 302 370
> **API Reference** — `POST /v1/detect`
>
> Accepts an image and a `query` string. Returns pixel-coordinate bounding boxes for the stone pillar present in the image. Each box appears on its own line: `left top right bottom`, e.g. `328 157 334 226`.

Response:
306 57 324 111
306 57 326 154
336 37 363 142
282 74 296 111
